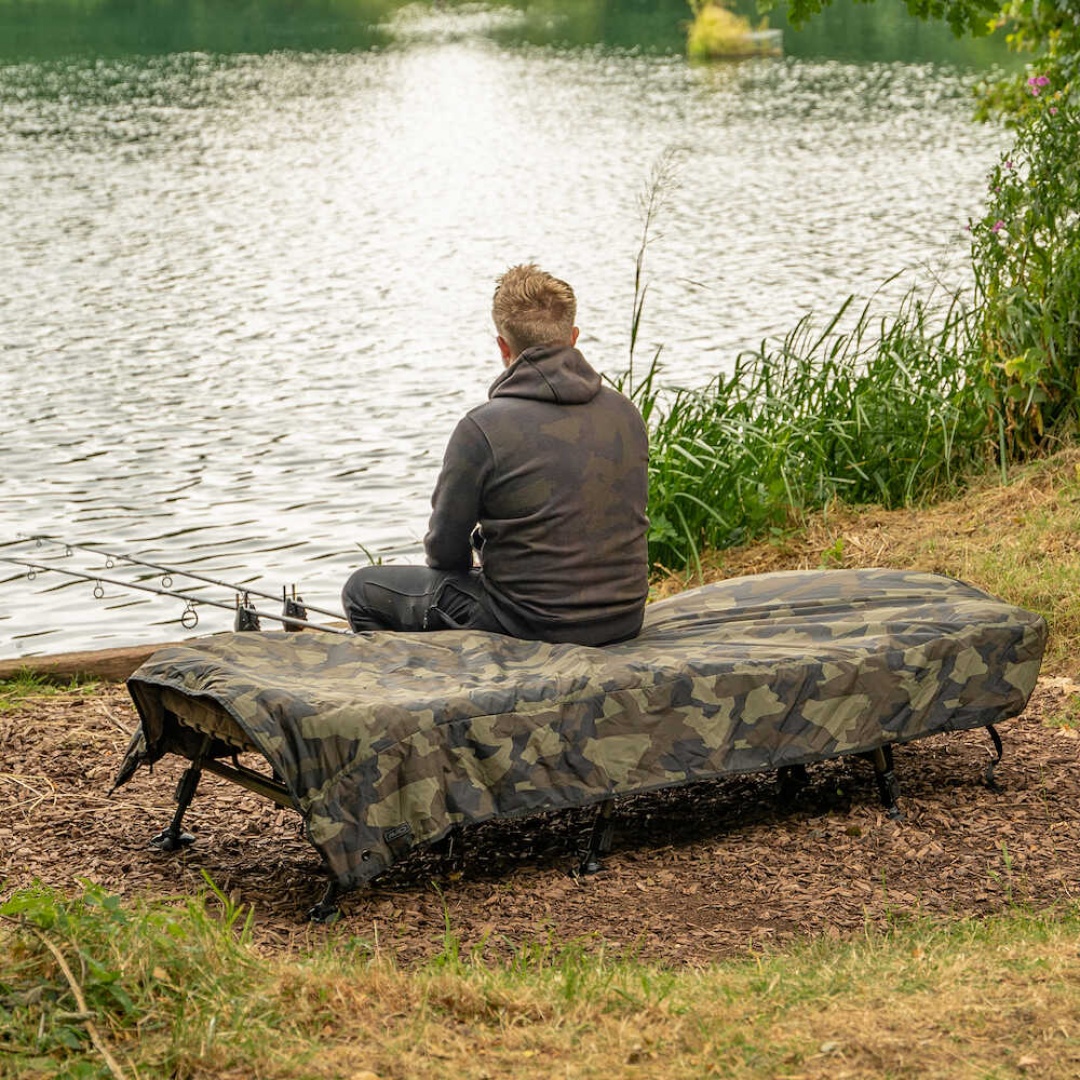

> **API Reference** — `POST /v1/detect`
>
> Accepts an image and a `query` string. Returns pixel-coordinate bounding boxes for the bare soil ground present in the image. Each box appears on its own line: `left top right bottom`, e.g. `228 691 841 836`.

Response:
2 676 1078 966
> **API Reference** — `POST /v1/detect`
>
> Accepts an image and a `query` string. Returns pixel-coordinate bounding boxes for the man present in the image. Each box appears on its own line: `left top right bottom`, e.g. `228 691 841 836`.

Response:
342 263 649 646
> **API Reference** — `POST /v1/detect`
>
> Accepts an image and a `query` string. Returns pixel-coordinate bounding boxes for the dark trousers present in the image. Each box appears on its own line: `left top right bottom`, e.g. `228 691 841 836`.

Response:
341 565 506 634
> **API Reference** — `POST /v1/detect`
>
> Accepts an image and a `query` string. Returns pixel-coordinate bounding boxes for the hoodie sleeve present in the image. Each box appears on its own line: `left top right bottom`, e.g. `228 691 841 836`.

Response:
424 415 493 572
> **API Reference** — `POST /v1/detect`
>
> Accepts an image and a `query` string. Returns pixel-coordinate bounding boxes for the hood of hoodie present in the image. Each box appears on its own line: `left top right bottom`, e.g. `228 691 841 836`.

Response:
487 344 601 405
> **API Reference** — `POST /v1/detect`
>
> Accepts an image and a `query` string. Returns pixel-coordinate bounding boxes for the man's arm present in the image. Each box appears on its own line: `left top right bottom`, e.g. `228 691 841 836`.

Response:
424 416 492 572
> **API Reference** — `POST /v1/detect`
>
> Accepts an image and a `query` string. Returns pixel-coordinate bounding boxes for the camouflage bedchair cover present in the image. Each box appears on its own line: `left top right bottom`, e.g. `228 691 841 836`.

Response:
121 568 1047 889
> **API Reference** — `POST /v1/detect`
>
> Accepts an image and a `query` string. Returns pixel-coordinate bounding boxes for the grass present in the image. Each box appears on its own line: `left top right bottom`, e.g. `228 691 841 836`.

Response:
644 283 990 576
0 673 96 713
654 444 1080 677
2 883 1079 1078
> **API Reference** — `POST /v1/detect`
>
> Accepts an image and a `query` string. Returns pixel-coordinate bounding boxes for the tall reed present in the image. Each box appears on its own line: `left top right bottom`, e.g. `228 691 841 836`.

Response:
612 146 680 424
971 81 1080 459
615 153 1003 577
644 286 991 575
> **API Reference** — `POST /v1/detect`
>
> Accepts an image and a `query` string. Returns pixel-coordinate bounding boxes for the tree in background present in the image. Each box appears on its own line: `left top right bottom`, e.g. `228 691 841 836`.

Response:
767 1 997 37
762 1 1076 107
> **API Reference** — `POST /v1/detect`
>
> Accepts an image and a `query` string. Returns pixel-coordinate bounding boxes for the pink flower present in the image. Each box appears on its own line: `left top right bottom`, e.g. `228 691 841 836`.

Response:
1027 74 1050 96
991 220 1005 233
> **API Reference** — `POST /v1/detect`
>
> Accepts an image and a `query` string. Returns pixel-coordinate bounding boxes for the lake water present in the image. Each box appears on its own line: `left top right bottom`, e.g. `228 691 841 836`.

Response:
0 0 1012 658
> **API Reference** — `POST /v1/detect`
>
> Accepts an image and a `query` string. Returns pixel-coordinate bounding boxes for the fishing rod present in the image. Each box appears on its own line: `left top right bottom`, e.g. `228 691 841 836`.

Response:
16 534 347 622
0 557 351 635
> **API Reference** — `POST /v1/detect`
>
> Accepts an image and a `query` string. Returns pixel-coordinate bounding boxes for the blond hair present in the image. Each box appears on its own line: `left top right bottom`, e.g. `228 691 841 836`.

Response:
492 263 577 356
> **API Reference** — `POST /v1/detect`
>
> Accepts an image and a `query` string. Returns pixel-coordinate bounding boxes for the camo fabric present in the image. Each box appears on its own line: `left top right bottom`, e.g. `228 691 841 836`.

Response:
123 569 1046 888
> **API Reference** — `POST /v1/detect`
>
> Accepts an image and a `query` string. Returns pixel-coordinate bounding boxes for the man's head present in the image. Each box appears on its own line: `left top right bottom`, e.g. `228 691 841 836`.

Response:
492 263 579 364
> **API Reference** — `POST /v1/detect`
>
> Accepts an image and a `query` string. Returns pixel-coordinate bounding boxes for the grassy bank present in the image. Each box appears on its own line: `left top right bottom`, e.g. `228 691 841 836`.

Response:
2 884 1079 1078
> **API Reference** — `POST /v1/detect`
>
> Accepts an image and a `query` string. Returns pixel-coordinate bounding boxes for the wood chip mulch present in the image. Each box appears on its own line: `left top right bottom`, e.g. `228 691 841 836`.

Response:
2 679 1078 965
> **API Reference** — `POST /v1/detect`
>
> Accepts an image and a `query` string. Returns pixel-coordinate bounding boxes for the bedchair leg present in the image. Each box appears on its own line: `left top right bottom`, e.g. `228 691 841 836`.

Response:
151 734 211 851
870 745 903 821
308 880 343 924
777 764 810 805
151 761 202 851
432 826 463 867
983 724 1004 791
578 798 615 876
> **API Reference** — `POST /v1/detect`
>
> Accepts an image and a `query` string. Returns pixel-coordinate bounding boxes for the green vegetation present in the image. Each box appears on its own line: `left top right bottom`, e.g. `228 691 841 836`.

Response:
0 673 94 712
1 882 1078 1078
644 288 987 572
686 1 779 60
0 882 263 1079
972 87 1080 458
768 0 999 38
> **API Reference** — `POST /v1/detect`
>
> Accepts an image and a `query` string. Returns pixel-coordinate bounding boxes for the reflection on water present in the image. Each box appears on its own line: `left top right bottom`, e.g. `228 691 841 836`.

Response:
0 0 1016 64
0 1 1011 657
490 0 1014 68
0 0 398 57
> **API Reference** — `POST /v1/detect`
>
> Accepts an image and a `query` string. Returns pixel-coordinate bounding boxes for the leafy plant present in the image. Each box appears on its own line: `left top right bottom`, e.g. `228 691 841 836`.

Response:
971 81 1080 457
761 0 999 37
686 1 776 60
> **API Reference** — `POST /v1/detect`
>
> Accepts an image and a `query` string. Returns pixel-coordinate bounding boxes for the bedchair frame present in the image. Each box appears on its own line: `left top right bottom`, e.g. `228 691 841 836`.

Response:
114 569 1046 921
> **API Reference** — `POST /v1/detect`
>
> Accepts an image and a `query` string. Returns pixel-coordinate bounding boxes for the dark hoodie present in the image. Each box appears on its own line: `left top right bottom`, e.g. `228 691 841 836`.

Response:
424 344 649 646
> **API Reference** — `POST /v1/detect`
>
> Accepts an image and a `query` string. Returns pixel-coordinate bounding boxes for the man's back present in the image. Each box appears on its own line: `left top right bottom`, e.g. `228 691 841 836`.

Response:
344 264 649 646
425 344 649 645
